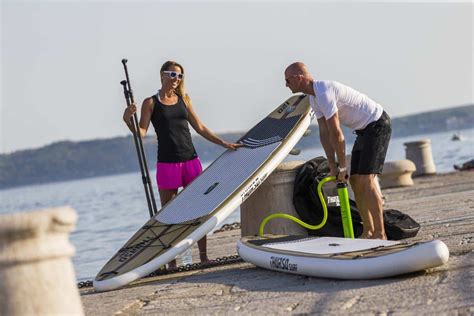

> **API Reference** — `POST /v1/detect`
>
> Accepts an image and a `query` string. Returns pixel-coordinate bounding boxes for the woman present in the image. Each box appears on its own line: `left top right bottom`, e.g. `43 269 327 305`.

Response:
123 60 241 268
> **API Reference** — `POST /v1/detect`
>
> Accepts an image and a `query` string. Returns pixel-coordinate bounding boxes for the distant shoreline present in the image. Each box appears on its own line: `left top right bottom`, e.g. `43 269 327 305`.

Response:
0 104 473 190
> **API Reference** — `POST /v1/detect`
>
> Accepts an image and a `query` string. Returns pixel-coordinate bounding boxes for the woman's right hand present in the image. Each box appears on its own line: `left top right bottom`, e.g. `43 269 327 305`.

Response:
123 103 137 124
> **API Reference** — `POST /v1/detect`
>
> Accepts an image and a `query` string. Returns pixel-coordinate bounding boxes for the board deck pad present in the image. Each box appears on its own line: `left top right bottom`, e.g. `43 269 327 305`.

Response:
94 94 313 291
238 235 450 279
262 236 400 255
157 143 279 224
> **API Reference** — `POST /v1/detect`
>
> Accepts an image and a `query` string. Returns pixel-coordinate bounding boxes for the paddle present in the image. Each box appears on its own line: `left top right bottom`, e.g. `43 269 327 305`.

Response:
120 59 158 218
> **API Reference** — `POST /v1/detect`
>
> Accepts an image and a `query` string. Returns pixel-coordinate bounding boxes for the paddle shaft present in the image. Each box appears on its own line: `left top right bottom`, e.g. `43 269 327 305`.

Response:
121 59 158 217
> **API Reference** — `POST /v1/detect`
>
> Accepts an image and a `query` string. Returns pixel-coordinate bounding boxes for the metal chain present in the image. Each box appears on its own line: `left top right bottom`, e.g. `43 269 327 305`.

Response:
77 223 243 289
213 222 241 233
77 254 243 289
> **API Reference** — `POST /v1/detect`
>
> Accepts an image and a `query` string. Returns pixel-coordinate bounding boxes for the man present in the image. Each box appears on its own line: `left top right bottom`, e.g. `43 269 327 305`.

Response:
285 62 391 239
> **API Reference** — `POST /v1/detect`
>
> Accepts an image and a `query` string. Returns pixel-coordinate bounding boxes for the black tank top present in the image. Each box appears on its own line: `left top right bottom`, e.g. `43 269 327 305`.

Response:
151 93 197 162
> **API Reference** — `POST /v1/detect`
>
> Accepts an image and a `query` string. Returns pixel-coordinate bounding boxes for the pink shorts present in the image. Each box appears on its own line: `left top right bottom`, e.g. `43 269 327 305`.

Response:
156 157 203 190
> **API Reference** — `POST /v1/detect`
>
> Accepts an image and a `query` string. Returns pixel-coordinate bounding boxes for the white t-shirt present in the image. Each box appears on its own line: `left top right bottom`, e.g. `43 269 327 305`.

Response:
309 80 383 130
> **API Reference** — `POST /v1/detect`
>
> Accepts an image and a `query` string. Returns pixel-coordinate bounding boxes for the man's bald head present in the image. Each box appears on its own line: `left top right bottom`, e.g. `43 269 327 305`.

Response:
285 62 312 78
284 62 314 94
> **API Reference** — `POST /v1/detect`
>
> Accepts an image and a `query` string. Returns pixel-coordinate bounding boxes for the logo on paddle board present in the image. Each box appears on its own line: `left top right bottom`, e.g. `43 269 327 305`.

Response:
277 102 290 114
240 173 268 202
118 236 154 262
277 101 297 118
270 256 297 272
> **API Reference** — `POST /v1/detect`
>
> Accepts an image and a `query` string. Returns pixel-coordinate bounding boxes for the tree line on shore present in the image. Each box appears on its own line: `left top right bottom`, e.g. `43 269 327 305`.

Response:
0 104 472 190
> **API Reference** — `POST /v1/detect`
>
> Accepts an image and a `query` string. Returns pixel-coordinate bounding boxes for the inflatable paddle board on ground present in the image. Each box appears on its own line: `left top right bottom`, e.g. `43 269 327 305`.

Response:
237 235 449 279
94 94 313 291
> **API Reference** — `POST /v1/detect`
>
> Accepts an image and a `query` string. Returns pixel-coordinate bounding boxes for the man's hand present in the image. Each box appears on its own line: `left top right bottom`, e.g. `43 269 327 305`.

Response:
336 165 349 183
338 169 348 183
328 161 338 177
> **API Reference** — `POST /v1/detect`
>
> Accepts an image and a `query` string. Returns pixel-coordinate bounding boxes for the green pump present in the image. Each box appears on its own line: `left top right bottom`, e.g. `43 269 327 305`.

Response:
335 181 355 238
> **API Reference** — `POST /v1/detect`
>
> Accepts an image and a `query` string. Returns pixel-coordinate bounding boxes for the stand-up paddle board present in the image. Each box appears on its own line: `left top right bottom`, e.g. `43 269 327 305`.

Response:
94 94 313 291
237 235 449 279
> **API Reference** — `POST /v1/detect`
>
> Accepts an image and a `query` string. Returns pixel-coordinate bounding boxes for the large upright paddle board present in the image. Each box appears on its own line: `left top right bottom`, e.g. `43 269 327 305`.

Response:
238 235 449 279
94 94 313 291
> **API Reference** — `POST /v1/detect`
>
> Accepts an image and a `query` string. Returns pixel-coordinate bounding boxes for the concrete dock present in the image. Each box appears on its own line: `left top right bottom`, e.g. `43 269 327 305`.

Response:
81 171 474 315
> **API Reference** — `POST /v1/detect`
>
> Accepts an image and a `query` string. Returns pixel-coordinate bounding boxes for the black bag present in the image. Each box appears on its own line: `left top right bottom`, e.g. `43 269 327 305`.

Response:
383 209 420 240
293 157 420 240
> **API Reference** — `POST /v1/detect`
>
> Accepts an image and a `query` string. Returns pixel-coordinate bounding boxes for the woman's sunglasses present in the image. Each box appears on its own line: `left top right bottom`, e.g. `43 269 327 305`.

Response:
163 71 184 80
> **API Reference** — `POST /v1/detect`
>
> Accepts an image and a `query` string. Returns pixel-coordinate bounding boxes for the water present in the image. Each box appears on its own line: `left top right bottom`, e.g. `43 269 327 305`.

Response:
1 128 473 280
294 128 474 171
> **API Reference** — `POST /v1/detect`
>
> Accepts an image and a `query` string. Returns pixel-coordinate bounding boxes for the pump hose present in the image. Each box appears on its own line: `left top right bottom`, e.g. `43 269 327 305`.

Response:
258 176 336 237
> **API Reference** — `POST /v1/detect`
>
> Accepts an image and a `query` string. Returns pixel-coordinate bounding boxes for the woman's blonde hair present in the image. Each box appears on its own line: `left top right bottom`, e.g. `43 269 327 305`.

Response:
160 61 191 107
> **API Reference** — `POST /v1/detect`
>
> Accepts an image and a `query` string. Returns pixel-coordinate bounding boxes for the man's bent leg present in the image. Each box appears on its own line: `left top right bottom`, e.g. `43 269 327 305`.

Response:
359 174 386 240
350 175 375 238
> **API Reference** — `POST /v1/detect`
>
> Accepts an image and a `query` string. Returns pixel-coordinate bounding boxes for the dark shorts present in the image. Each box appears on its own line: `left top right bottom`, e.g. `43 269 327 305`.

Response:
351 111 391 175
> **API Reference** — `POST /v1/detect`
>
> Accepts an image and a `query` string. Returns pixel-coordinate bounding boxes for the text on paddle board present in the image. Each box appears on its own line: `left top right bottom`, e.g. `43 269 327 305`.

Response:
277 102 290 114
118 236 154 262
240 173 268 202
270 256 298 272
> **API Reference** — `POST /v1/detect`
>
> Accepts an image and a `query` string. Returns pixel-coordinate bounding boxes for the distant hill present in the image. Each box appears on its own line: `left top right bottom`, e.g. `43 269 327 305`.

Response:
0 104 472 190
389 104 474 137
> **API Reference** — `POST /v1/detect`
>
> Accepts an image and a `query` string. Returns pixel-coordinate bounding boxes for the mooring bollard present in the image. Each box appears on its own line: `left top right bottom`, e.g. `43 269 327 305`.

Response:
0 207 84 316
241 161 307 237
404 139 437 176
379 160 417 189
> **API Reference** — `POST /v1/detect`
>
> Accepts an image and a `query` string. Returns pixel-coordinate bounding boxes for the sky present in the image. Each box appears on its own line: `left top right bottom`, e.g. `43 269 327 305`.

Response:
1 0 472 154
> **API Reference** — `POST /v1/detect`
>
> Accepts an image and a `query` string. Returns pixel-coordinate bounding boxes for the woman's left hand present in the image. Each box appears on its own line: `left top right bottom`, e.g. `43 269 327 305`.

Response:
222 141 244 150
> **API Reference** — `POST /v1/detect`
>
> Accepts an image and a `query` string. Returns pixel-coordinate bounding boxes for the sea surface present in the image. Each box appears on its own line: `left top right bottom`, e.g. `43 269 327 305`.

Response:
1 128 473 281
